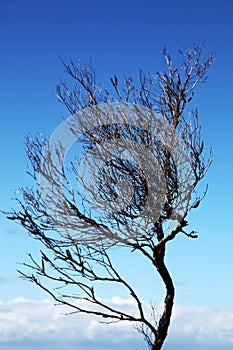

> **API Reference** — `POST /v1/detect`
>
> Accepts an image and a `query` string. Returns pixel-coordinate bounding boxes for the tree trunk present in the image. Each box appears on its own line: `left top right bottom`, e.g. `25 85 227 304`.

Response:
152 245 175 350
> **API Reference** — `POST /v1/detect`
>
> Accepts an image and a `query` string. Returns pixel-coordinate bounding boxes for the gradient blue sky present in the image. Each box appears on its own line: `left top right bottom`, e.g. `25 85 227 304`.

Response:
0 0 233 349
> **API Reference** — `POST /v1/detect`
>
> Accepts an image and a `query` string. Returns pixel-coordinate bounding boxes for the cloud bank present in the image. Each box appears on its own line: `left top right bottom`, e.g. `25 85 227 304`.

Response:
0 297 232 349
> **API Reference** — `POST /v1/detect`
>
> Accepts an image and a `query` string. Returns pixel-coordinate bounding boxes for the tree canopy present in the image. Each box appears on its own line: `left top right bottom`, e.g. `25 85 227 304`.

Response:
6 44 214 350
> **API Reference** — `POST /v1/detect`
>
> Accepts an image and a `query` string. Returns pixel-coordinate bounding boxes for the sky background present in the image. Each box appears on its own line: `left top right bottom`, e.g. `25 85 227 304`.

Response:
0 0 233 349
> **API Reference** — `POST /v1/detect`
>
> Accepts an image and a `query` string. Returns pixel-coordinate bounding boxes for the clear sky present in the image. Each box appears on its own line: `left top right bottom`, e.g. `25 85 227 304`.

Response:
0 0 233 349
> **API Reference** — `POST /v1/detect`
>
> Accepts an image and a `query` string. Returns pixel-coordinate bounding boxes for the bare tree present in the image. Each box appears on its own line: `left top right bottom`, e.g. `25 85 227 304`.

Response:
6 44 214 350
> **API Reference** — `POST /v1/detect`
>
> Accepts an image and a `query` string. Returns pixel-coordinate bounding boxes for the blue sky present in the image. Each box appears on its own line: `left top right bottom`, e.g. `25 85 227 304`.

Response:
0 0 233 349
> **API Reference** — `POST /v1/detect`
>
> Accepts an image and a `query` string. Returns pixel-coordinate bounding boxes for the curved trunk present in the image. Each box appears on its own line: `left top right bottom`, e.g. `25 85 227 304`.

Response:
152 245 175 350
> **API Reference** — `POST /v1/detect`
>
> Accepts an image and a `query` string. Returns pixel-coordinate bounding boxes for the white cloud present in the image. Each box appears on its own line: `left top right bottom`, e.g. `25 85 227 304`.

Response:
0 297 138 343
170 305 233 345
0 297 232 348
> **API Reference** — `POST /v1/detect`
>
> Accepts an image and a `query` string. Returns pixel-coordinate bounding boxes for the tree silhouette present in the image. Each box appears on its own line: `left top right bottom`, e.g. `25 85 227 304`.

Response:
7 44 214 349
